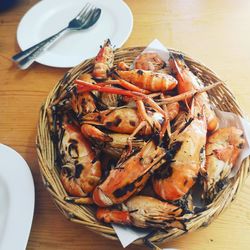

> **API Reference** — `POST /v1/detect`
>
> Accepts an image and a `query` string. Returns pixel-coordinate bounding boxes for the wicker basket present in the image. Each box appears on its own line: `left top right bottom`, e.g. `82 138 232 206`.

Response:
36 47 250 249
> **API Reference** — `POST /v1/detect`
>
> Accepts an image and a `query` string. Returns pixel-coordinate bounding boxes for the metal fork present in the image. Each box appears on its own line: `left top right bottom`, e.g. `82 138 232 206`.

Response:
12 3 101 69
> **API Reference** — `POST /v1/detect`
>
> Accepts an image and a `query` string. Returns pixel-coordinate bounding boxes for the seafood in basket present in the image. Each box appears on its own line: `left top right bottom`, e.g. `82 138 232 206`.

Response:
46 40 246 231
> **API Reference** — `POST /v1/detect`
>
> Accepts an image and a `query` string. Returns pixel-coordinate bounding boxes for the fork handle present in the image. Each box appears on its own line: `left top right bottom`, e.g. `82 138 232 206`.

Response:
13 27 68 69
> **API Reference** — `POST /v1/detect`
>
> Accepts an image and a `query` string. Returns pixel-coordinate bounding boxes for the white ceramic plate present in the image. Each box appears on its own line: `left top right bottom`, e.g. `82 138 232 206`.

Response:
0 144 34 250
17 0 133 68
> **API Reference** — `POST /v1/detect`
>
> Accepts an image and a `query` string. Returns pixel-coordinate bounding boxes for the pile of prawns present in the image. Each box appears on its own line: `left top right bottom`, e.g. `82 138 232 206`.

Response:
49 40 245 230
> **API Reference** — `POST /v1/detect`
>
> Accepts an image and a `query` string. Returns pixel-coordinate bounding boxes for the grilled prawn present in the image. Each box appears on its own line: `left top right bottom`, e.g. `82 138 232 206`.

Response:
134 52 166 71
81 124 145 158
92 140 165 207
153 97 207 201
92 39 114 80
59 122 102 204
81 104 178 135
116 69 177 92
71 73 97 119
204 126 245 202
96 195 188 230
169 54 219 131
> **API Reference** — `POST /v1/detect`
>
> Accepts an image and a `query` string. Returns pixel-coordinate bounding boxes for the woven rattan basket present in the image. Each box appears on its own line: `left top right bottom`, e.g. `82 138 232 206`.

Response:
36 47 250 249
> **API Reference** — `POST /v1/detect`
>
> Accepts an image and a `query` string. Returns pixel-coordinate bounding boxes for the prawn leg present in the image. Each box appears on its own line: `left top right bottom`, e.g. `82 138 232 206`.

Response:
160 93 171 138
108 78 150 94
156 81 223 105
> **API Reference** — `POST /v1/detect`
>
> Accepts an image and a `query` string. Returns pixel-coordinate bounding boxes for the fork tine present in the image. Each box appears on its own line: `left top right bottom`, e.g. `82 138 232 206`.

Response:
78 6 94 22
75 3 91 19
85 8 97 24
87 8 99 22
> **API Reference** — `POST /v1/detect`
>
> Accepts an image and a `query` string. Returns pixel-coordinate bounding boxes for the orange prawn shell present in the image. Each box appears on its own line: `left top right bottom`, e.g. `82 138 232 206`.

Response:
96 208 131 225
71 73 97 116
153 100 207 201
83 107 159 135
117 69 177 92
93 40 114 80
205 127 245 190
101 108 140 134
60 171 86 197
169 55 219 131
93 141 165 206
60 123 102 196
96 195 186 229
169 56 197 95
134 52 165 71
165 97 180 121
206 127 244 165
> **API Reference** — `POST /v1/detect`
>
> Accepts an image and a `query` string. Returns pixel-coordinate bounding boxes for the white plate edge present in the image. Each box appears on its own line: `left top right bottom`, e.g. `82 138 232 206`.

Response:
0 144 35 250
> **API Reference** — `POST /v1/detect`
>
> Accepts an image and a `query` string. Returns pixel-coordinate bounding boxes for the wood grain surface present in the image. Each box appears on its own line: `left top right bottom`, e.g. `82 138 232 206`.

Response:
1 0 250 249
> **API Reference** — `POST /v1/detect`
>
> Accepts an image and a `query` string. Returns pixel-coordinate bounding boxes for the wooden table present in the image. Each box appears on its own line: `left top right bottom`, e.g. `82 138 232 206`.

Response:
1 0 250 249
